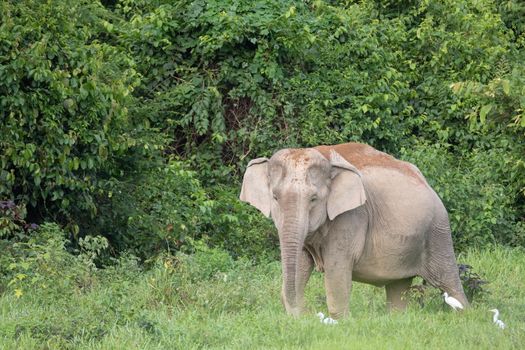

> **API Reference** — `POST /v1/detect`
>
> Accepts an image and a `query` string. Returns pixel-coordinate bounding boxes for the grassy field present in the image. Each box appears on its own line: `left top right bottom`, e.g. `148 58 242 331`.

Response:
1 246 524 349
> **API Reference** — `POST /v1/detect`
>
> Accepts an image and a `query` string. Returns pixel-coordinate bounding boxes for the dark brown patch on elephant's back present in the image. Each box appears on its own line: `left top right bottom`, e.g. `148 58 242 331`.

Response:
314 143 425 184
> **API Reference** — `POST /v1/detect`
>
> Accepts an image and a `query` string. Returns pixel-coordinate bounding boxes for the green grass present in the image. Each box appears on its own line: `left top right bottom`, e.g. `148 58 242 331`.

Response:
1 246 524 349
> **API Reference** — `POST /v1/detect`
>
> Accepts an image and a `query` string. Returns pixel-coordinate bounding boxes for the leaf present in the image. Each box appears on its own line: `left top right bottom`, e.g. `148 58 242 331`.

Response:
479 105 492 124
15 289 23 298
501 80 510 95
98 145 108 160
285 6 296 18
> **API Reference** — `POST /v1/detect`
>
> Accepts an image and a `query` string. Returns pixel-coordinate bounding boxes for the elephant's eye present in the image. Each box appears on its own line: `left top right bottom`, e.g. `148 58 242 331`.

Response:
273 193 279 200
310 195 318 202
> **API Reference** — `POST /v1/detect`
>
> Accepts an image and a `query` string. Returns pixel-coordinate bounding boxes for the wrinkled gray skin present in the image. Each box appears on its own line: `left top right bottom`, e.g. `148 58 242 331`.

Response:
240 143 468 318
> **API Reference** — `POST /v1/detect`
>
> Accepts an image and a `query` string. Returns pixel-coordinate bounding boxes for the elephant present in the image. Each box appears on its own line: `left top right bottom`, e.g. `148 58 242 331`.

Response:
240 142 468 318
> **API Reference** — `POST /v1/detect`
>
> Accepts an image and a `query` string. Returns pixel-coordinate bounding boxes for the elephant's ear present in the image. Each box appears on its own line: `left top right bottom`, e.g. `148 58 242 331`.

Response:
327 150 366 220
240 157 271 218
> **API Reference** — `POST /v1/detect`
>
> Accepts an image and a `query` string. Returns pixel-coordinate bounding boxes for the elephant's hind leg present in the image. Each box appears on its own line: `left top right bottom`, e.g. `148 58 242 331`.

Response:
385 277 413 312
421 217 469 308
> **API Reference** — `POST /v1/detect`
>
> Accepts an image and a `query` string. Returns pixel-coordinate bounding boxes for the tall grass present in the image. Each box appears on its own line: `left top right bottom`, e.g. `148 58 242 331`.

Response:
1 246 524 349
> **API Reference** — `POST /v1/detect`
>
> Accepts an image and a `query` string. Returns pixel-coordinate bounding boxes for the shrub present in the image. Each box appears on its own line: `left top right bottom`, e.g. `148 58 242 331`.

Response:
0 220 137 300
0 200 37 239
92 159 213 257
0 0 157 226
177 239 235 281
1 223 73 298
204 185 279 261
1 0 523 261
458 263 489 302
93 159 278 260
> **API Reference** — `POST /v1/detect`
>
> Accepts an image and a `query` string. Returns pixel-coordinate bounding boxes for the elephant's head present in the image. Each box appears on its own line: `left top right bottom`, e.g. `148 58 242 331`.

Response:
240 148 366 315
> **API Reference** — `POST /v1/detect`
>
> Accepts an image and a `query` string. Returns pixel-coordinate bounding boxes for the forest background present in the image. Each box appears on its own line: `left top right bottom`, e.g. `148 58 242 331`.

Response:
0 0 524 348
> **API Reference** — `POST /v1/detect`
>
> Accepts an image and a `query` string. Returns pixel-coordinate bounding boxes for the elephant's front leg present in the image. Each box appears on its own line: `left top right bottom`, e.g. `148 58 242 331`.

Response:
322 209 366 319
281 249 314 315
324 259 352 319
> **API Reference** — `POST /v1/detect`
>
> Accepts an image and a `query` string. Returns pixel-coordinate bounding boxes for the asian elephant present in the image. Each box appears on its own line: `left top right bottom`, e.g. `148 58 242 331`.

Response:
240 142 468 318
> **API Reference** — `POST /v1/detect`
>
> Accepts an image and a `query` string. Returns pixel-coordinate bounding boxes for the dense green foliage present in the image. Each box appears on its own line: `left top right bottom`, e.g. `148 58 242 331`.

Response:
94 160 277 258
0 1 155 226
1 0 524 261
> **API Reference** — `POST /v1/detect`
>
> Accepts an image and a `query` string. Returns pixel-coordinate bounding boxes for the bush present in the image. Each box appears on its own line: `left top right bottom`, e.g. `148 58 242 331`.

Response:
1 223 75 298
0 0 158 226
0 200 37 239
176 240 235 281
1 0 523 261
93 159 278 260
0 220 142 301
205 185 278 261
115 0 423 173
114 0 520 174
95 159 214 257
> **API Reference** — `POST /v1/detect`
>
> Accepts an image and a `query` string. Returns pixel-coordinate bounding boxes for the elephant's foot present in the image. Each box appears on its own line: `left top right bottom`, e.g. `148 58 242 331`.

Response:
325 289 349 319
281 291 305 317
327 308 348 320
285 308 302 317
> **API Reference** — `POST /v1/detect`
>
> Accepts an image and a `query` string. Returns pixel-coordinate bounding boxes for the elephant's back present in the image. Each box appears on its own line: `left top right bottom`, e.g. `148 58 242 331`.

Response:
315 143 427 186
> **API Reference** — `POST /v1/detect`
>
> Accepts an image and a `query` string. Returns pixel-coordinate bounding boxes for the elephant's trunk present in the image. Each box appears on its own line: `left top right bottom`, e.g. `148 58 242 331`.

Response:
279 197 308 316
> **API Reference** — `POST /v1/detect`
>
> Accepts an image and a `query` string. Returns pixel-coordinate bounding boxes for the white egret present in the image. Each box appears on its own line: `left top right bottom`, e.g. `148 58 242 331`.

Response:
489 309 506 329
322 317 338 325
443 292 464 311
316 312 338 325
